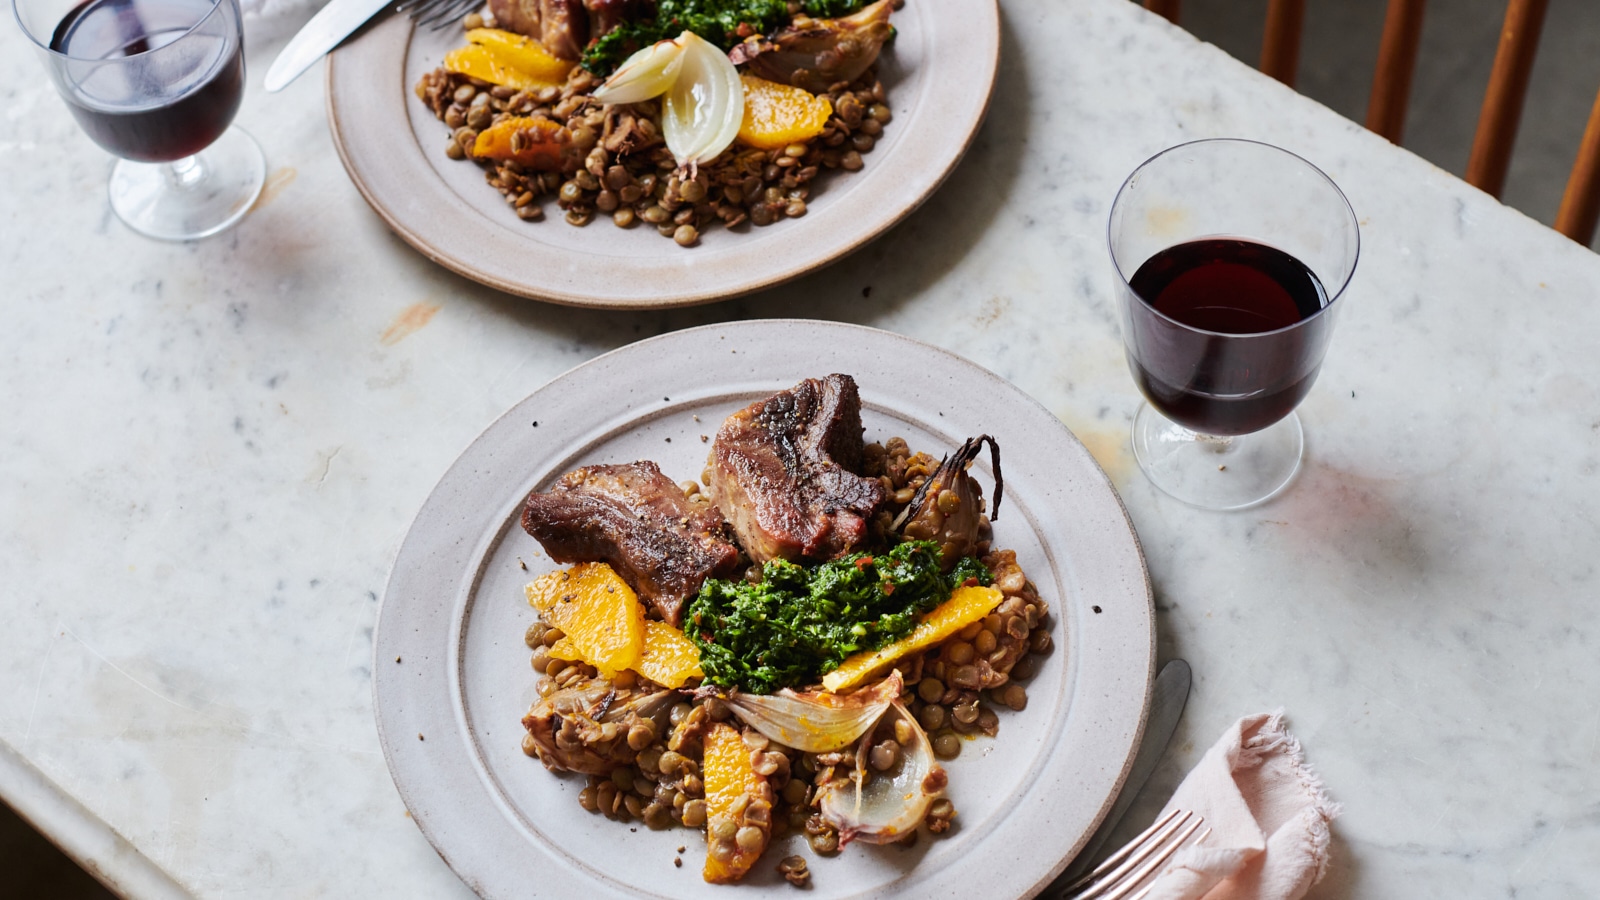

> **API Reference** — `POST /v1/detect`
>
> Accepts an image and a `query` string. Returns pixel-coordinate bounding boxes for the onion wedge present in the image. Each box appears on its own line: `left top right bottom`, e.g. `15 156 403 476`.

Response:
590 37 686 106
818 700 946 846
660 31 745 168
722 671 901 753
590 31 744 169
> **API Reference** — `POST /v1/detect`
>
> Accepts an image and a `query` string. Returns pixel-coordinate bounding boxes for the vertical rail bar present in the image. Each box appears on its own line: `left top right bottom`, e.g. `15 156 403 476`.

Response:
1144 0 1180 25
1465 0 1550 198
1555 86 1600 246
1260 0 1306 87
1366 0 1428 143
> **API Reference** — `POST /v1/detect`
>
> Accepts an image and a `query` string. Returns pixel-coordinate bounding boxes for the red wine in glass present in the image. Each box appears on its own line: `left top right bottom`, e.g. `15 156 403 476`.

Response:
49 0 243 163
1125 238 1333 436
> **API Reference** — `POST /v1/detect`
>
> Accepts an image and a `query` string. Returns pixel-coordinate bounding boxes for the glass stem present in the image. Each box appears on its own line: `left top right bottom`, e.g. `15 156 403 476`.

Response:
164 154 207 189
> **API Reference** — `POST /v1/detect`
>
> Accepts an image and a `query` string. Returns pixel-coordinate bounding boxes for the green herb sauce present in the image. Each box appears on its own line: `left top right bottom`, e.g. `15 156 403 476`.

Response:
684 540 992 694
581 0 870 75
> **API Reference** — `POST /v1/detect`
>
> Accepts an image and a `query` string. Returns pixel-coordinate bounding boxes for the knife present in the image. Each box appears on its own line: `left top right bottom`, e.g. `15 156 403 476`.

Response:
1051 658 1192 893
264 0 395 92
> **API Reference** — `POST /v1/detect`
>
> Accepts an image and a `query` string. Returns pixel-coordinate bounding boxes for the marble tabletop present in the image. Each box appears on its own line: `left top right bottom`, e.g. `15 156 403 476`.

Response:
4 0 1599 896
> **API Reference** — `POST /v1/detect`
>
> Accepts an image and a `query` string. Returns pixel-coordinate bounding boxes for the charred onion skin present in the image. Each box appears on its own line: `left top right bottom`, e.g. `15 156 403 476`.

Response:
893 435 1003 569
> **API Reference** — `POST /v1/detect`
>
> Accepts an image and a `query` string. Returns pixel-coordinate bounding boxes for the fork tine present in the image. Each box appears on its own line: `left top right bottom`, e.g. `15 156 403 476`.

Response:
420 0 476 29
414 0 464 28
404 0 475 29
1098 822 1207 900
1063 812 1207 900
1061 808 1185 894
1064 809 1191 897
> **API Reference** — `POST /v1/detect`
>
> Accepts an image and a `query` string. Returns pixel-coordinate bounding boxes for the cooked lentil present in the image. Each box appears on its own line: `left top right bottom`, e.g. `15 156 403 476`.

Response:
415 53 892 248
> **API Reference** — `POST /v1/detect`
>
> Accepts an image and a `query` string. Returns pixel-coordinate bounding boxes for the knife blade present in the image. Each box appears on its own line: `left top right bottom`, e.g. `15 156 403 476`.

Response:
1051 658 1192 892
264 0 395 92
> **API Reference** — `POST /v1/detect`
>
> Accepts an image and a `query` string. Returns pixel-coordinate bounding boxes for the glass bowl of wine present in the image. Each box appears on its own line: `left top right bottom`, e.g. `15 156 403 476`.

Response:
14 0 264 240
1109 139 1359 510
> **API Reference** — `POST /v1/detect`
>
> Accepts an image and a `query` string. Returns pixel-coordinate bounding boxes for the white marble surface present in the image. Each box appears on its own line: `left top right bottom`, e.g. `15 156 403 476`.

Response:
2 0 1598 896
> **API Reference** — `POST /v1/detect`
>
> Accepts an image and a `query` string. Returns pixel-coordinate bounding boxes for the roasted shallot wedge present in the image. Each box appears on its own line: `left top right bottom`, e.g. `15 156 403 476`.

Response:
731 0 895 94
590 36 686 105
720 671 902 753
818 699 947 846
893 434 1003 569
522 676 676 775
590 31 744 169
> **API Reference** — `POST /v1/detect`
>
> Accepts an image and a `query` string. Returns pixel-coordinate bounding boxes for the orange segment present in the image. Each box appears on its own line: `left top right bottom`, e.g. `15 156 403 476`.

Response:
702 723 768 883
463 28 575 82
524 563 645 677
443 44 558 92
737 74 833 151
822 585 1005 692
635 620 704 688
471 116 567 169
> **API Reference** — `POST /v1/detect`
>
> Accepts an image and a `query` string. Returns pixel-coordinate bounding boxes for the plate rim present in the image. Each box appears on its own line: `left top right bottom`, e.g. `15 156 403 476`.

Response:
324 1 1000 310
372 320 1155 898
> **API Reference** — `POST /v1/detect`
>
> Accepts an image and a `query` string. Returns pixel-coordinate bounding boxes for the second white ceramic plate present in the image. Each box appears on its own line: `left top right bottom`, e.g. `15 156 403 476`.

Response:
326 1 998 308
373 320 1153 898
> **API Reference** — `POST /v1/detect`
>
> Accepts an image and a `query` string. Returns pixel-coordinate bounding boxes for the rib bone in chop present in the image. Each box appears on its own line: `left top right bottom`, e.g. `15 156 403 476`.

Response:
521 461 740 625
707 374 887 563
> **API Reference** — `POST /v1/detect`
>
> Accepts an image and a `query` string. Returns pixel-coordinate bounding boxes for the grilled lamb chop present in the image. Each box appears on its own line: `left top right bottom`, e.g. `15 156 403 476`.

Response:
522 461 740 624
537 0 588 60
706 374 886 564
487 0 541 39
484 0 647 61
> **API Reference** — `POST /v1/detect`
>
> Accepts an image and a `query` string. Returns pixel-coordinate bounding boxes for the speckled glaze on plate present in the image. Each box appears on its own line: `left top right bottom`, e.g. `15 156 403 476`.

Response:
373 320 1154 899
325 0 997 309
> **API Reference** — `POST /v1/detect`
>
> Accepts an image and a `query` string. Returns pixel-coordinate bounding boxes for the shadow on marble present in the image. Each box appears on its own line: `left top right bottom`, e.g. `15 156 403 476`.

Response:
1304 826 1361 900
0 799 115 900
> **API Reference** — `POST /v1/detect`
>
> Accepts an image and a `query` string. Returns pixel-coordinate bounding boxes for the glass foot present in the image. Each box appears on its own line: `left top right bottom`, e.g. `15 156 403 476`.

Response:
1130 403 1303 510
109 126 266 241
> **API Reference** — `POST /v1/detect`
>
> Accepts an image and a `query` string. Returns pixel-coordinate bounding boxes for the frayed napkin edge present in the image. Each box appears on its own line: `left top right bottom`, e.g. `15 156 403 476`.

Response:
1250 709 1343 886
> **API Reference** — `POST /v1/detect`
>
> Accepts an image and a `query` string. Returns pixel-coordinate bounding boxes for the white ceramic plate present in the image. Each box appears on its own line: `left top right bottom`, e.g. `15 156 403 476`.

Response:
325 0 998 309
373 320 1153 899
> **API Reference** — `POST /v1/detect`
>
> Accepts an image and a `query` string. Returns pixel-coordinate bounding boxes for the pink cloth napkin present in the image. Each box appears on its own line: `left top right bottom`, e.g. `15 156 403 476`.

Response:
1144 711 1340 900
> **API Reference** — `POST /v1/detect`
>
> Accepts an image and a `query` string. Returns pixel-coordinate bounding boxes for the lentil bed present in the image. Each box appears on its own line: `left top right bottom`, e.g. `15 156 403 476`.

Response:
415 19 894 247
519 435 1053 884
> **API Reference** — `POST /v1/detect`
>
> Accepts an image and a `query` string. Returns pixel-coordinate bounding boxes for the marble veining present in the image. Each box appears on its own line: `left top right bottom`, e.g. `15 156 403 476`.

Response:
3 0 1600 896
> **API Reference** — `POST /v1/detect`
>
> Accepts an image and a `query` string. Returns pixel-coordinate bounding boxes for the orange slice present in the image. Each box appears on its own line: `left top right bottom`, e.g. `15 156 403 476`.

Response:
635 620 704 689
525 563 645 678
737 74 832 151
822 585 1004 692
702 723 768 883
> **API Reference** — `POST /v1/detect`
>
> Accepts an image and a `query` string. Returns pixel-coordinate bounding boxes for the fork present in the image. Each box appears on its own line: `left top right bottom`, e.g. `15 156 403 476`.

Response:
1060 809 1210 900
399 0 481 31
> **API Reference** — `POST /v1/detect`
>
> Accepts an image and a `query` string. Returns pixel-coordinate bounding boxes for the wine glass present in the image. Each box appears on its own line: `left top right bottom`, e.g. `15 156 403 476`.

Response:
14 0 265 240
1108 139 1359 510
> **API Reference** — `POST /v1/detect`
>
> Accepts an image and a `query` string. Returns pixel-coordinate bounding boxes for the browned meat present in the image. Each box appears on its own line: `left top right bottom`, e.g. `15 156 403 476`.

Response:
492 0 643 56
535 0 588 60
487 0 541 37
522 461 741 624
706 374 886 563
733 0 894 94
582 0 645 38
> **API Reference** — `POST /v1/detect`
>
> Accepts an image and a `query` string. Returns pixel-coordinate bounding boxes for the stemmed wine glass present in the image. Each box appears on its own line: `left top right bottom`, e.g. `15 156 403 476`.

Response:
14 0 265 240
1108 139 1359 510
